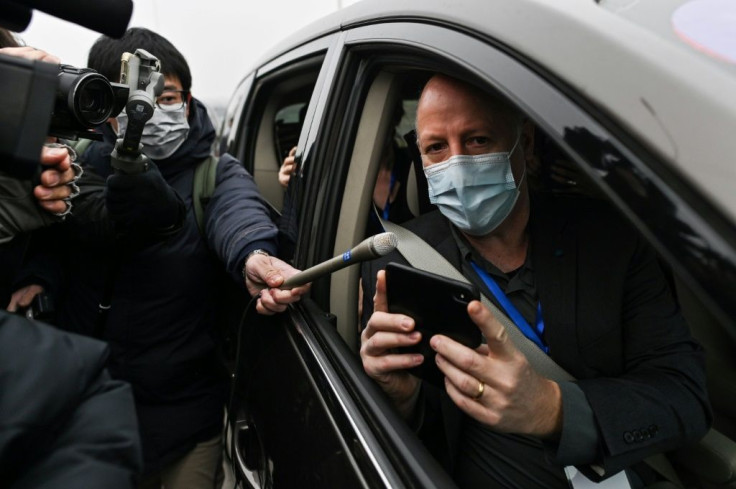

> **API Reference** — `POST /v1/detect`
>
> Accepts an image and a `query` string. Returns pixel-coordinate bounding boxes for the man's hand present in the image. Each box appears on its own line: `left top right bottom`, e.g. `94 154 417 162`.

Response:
430 300 562 438
278 146 297 188
0 46 60 64
34 146 78 215
360 270 423 419
0 47 78 217
106 164 184 232
244 253 309 315
7 284 44 313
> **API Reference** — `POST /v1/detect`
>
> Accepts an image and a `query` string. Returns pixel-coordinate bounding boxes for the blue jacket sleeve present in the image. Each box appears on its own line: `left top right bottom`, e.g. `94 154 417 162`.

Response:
204 154 279 286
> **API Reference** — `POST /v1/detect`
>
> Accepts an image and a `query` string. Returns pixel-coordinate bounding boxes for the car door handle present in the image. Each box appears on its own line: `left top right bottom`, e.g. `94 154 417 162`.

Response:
234 420 263 474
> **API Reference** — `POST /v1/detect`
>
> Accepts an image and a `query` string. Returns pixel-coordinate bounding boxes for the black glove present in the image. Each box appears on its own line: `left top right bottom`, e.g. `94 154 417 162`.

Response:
105 164 185 234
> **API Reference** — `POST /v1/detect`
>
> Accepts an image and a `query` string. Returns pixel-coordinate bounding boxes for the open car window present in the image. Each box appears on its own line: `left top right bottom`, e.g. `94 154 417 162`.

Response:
317 31 734 483
239 57 323 213
225 12 736 488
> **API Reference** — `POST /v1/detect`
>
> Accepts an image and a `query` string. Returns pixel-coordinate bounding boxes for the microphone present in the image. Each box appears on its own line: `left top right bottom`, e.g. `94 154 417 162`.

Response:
281 232 398 289
9 0 134 38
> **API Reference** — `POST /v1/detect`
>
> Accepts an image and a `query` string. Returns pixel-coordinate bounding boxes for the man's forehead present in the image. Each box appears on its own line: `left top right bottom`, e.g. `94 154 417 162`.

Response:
420 76 485 104
418 75 513 118
416 104 508 137
163 76 183 90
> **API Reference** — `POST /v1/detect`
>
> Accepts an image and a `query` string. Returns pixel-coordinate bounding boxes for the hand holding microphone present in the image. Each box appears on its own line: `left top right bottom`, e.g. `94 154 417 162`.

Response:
247 232 398 315
280 232 398 289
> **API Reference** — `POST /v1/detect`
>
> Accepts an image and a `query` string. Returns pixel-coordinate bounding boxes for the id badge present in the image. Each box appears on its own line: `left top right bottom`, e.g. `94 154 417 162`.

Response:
565 466 632 489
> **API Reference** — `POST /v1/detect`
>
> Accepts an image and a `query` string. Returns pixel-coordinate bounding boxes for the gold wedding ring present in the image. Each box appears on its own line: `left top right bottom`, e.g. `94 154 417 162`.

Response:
473 380 485 400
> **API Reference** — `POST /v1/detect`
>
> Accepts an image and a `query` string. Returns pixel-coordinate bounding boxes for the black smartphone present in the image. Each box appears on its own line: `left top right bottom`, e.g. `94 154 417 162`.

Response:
385 262 481 388
17 292 55 322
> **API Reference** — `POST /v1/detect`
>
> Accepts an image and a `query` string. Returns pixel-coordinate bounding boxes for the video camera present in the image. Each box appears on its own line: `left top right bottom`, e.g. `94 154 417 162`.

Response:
111 48 164 174
0 0 134 179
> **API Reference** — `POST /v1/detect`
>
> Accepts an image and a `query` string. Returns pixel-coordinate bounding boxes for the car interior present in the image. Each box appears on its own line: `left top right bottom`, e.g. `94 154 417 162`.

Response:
247 67 321 214
235 54 736 487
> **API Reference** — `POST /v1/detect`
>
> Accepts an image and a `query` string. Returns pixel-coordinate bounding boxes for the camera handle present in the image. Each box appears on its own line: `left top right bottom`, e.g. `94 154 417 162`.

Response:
110 50 164 175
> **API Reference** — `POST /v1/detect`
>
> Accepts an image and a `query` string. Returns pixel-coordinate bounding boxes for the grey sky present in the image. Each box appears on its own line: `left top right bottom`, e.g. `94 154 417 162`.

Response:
19 0 361 110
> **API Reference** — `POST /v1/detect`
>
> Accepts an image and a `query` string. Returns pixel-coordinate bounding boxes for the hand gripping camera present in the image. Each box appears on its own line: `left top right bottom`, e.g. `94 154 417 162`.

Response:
0 54 128 178
0 0 134 179
110 49 164 175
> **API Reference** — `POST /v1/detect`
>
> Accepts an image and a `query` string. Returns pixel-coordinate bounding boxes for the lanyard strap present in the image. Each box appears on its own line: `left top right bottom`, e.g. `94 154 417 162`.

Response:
382 170 397 220
470 261 548 353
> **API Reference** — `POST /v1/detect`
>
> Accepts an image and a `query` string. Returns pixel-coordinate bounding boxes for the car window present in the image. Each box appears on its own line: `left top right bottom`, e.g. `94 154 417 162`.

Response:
319 39 735 467
217 74 253 158
224 15 735 488
274 101 307 161
320 60 605 344
239 56 323 213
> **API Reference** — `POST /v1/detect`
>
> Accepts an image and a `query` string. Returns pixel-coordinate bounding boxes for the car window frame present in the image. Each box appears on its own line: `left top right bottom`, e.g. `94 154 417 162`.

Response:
227 30 461 489
225 14 736 489
307 20 736 344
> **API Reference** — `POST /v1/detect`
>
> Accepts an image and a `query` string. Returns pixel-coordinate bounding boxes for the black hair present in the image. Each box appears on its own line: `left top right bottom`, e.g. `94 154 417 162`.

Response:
87 27 192 90
0 28 19 49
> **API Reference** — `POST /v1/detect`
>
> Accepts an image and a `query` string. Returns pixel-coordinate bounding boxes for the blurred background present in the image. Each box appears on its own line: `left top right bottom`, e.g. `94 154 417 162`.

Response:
17 0 362 127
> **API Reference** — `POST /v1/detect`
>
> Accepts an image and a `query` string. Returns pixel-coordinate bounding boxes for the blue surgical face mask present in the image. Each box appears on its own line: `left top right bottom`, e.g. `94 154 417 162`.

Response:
116 104 189 161
423 132 524 236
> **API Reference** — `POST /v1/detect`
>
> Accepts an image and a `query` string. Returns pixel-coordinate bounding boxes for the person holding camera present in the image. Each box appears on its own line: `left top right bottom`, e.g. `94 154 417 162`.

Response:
0 30 143 489
0 34 121 318
359 74 710 488
0 33 107 309
0 43 85 245
13 27 308 489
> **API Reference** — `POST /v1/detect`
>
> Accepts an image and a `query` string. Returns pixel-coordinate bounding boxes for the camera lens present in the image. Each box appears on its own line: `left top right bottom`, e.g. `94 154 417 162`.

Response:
73 75 114 126
50 65 120 139
79 87 101 111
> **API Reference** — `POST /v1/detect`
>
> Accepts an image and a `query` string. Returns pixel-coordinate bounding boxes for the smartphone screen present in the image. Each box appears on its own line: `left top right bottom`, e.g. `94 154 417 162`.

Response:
385 262 481 388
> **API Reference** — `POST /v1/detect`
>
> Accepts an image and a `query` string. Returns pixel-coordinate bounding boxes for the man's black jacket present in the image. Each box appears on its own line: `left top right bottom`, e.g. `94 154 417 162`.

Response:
361 194 711 481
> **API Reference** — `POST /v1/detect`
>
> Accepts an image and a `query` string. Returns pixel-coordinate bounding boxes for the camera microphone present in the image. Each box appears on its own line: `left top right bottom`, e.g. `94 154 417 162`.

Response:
280 232 398 290
8 0 134 38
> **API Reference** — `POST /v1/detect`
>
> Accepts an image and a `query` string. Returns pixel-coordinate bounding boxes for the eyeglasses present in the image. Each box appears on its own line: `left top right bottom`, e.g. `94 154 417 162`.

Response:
156 90 188 111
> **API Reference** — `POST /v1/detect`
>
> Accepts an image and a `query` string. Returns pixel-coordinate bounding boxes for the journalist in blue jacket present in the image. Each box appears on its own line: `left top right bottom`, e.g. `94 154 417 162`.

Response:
10 27 309 488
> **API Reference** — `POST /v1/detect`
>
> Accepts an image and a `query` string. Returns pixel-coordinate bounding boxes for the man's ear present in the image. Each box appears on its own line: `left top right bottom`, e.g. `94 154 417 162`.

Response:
186 92 193 119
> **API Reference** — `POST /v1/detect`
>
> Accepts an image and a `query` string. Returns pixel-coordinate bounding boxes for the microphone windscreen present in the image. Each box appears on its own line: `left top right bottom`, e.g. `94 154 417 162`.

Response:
371 232 398 256
16 0 133 38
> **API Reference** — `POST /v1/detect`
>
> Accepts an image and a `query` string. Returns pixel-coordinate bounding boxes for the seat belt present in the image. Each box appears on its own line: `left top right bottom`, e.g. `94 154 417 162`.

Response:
378 217 683 488
380 218 574 382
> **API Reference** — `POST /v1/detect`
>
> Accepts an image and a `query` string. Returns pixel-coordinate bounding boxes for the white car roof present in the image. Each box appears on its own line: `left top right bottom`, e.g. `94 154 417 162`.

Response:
261 0 736 222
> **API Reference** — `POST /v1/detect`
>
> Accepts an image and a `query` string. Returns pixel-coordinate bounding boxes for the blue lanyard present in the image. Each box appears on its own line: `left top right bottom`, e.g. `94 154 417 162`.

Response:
382 170 397 220
470 261 548 353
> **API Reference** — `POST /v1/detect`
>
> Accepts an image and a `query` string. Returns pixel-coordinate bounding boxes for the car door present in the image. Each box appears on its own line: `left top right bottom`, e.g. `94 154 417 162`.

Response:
225 31 456 489
315 19 736 489
227 11 736 489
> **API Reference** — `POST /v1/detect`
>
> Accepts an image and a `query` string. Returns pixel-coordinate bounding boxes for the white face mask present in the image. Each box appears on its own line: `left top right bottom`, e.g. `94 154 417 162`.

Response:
423 132 524 236
116 105 190 161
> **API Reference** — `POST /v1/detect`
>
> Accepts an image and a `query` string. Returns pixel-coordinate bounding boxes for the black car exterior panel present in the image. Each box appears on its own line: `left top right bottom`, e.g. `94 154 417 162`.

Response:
230 306 374 488
231 297 457 488
218 73 254 162
293 33 348 274
301 297 460 489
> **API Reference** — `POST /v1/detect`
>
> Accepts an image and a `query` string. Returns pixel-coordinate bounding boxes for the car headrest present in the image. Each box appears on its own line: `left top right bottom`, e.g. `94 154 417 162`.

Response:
402 130 435 217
